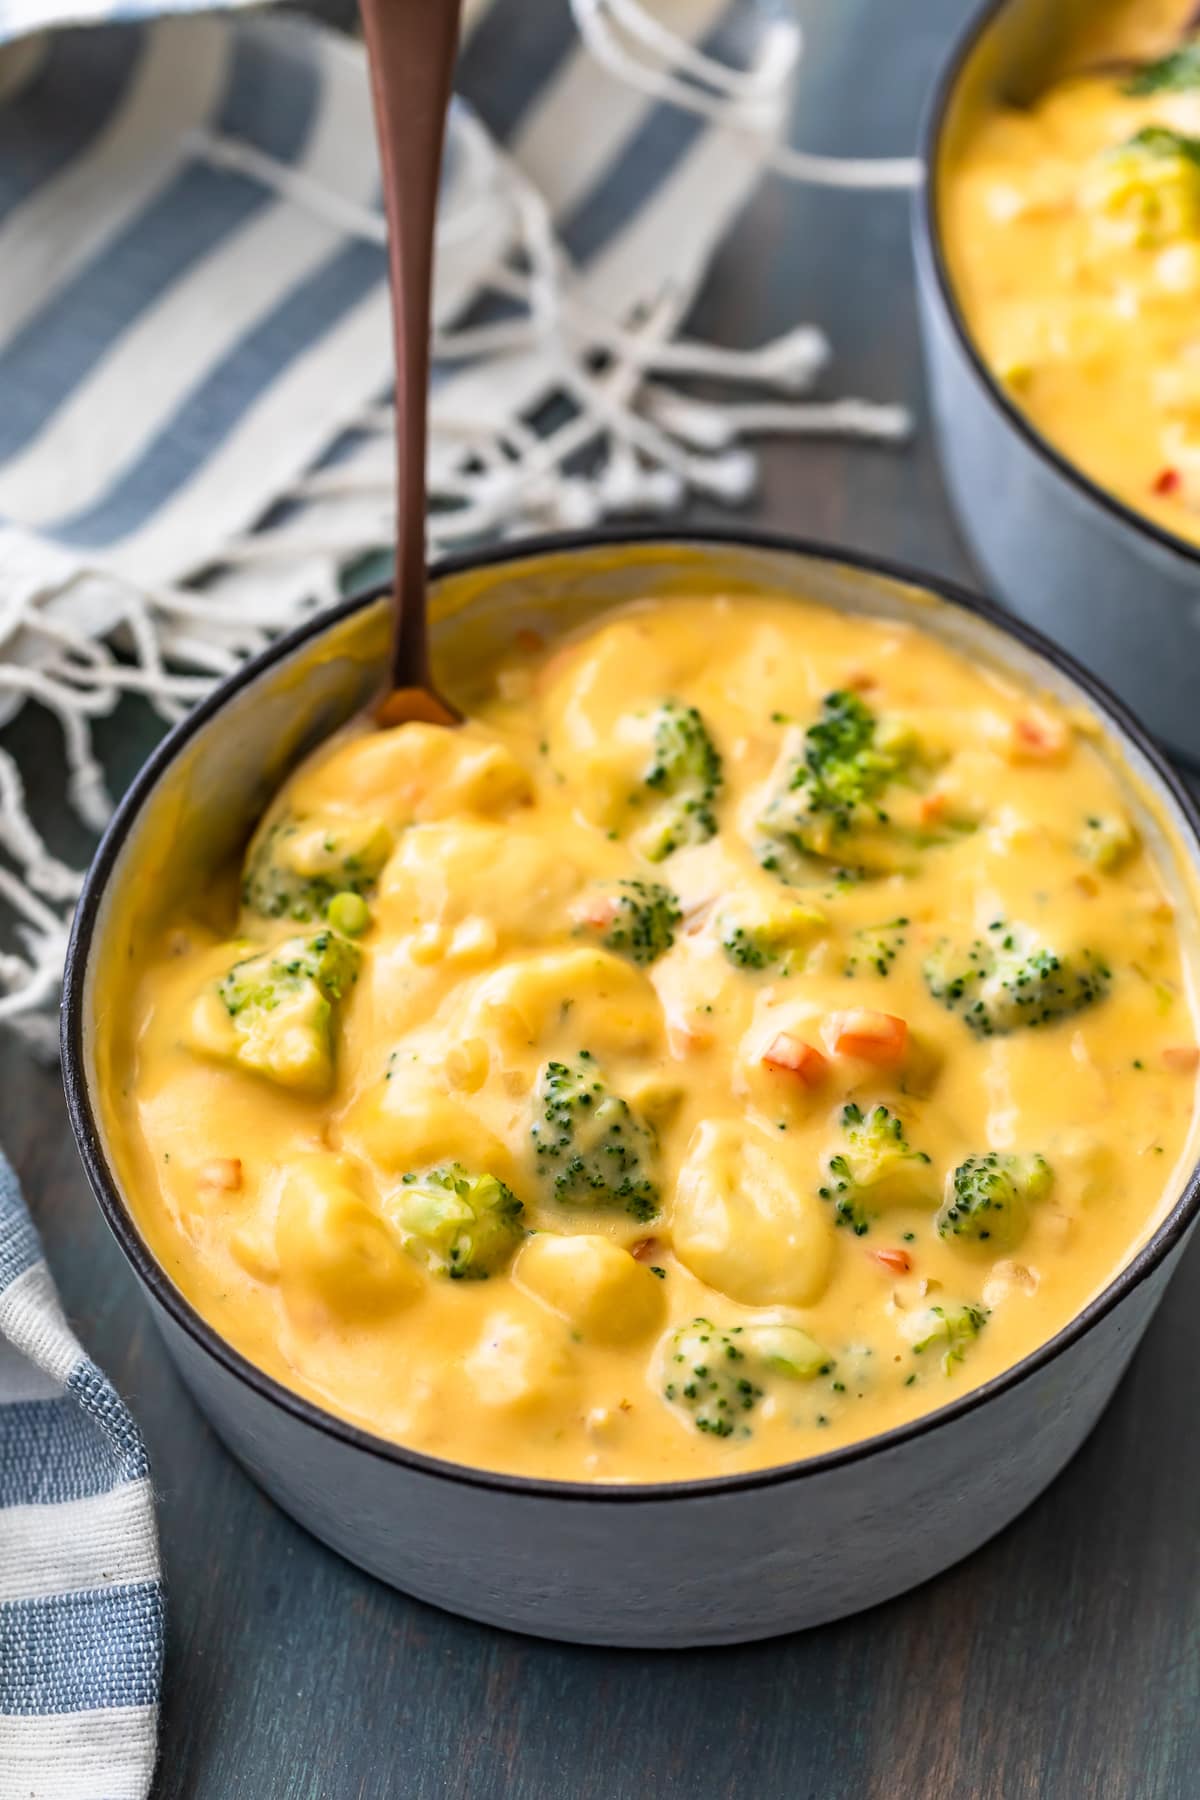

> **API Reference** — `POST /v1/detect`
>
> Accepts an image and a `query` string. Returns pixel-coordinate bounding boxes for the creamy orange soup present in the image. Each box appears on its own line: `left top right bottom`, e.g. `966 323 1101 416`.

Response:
943 0 1200 547
105 594 1200 1482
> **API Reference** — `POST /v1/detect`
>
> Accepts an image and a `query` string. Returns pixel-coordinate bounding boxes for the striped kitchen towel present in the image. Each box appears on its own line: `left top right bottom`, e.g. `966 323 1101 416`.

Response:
0 0 916 1044
0 1152 162 1800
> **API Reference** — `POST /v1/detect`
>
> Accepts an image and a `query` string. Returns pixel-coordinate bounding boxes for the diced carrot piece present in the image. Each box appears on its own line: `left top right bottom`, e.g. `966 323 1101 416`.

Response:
872 1247 912 1275
918 792 948 825
761 1033 828 1086
630 1237 662 1263
1008 713 1068 763
828 1010 908 1066
199 1158 243 1193
536 643 577 692
669 1022 713 1058
1153 467 1181 496
1162 1045 1200 1073
844 668 877 693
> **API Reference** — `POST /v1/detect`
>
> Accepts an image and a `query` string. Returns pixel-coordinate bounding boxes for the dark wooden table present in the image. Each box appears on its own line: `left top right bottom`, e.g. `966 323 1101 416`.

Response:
4 2 1197 1794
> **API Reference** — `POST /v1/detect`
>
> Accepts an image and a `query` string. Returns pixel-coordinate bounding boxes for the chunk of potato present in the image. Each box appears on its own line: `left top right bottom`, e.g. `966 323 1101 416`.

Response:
515 1233 665 1343
672 1119 835 1308
276 1156 420 1320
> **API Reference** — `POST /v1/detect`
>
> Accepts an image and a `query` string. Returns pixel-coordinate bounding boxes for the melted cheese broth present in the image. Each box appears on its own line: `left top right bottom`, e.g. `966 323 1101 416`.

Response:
107 595 1200 1482
943 0 1200 547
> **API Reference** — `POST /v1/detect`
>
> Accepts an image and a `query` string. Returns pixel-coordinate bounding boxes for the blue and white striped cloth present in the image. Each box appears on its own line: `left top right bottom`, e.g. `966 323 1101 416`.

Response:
0 1 792 1793
0 0 781 639
0 1153 161 1800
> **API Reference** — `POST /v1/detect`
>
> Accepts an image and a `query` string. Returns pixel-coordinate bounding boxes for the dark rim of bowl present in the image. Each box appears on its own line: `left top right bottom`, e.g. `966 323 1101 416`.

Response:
62 526 1200 1505
915 0 1200 575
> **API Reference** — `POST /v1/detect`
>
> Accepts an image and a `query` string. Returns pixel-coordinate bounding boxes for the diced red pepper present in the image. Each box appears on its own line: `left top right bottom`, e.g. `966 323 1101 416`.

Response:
1152 467 1181 497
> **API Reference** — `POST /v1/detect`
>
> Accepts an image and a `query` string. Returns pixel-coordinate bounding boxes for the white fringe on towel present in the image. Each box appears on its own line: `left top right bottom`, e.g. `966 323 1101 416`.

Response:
0 0 919 1044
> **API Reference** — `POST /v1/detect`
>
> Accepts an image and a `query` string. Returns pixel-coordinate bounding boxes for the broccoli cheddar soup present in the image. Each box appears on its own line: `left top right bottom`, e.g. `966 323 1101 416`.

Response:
107 593 1200 1483
943 0 1200 547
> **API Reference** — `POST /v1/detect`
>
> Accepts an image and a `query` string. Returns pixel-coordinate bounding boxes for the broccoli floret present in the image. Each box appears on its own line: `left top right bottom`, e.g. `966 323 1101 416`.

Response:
219 929 359 1013
1083 127 1200 245
592 879 681 965
212 929 360 1092
908 1301 988 1375
742 1321 831 1379
756 692 916 880
1079 813 1137 872
937 1152 1053 1250
924 920 1111 1038
662 1317 831 1438
242 813 391 924
662 1319 762 1436
720 902 826 974
391 1164 524 1279
792 690 907 825
1124 42 1200 95
818 1102 933 1236
638 702 723 861
844 916 910 978
722 925 774 970
531 1052 660 1220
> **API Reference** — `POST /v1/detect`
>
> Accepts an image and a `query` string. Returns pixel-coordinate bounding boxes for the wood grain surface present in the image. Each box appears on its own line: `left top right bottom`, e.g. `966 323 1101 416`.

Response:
3 1 1197 1794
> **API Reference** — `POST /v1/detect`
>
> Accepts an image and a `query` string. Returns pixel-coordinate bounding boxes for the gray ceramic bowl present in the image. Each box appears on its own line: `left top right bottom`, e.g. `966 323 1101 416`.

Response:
914 0 1200 771
62 531 1200 1647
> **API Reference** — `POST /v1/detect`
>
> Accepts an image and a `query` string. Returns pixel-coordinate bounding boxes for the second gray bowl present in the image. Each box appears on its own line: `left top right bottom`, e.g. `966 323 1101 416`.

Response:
914 0 1200 770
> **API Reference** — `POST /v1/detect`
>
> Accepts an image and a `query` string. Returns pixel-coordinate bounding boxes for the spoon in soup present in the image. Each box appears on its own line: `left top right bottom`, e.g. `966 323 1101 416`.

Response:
359 0 463 728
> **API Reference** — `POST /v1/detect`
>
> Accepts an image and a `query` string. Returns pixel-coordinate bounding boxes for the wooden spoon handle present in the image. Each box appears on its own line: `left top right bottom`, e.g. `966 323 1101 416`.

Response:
359 0 462 706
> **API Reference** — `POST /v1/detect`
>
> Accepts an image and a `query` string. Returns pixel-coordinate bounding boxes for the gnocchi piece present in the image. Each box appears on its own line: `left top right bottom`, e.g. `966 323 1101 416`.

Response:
463 947 666 1063
672 1119 835 1308
515 1233 665 1344
462 1307 581 1420
345 1073 516 1185
276 1156 420 1321
294 723 532 826
376 821 581 946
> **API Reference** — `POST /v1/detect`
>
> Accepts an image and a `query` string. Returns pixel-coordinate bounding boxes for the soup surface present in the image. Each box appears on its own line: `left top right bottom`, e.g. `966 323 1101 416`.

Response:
107 593 1199 1482
943 0 1200 548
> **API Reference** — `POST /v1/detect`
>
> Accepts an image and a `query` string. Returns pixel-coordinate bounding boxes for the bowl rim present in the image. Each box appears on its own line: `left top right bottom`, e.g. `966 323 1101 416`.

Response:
62 525 1200 1504
914 0 1200 575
